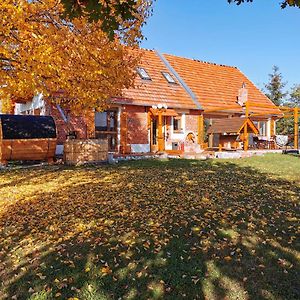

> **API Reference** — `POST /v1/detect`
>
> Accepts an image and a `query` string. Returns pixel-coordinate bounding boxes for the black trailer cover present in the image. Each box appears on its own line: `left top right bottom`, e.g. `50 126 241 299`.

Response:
0 114 56 139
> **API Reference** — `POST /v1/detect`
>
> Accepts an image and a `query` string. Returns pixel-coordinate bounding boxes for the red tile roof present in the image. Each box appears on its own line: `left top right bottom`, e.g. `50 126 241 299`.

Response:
114 49 198 109
163 53 281 115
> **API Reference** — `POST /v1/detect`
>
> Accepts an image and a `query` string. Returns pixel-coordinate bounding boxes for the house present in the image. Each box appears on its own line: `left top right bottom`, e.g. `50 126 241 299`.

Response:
13 48 282 154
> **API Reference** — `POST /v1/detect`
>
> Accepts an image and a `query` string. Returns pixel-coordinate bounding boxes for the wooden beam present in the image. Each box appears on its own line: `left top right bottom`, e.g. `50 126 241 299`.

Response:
294 107 299 150
147 111 151 129
250 112 283 117
204 105 242 113
244 102 249 151
245 118 259 135
157 110 164 152
279 112 297 119
247 101 288 110
208 119 213 148
270 119 275 136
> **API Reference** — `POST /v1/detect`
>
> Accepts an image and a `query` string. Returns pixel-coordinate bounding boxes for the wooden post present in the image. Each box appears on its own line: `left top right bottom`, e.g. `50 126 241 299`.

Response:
245 101 249 118
198 114 204 147
208 119 213 148
244 101 249 151
157 110 164 152
294 107 299 150
147 111 151 129
270 118 275 136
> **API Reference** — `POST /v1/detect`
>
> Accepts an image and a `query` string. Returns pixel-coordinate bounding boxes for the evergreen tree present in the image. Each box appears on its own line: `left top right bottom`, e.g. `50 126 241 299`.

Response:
275 85 300 135
290 85 300 107
264 66 287 106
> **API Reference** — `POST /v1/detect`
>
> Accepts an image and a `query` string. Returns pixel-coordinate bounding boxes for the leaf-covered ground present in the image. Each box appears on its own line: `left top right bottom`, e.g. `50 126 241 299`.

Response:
0 154 299 300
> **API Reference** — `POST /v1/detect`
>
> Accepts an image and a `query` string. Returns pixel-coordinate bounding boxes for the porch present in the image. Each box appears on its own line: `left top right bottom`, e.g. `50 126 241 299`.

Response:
93 103 298 156
94 105 204 155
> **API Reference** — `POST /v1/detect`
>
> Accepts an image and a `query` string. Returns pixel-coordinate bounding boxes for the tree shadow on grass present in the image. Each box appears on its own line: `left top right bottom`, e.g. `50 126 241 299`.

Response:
0 159 299 299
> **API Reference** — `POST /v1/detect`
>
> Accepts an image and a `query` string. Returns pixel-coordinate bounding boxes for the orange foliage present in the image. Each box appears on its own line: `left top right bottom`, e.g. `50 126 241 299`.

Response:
0 0 150 111
0 96 12 113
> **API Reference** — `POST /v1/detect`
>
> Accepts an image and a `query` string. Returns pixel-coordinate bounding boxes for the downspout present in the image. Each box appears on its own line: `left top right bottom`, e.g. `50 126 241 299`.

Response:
56 104 68 123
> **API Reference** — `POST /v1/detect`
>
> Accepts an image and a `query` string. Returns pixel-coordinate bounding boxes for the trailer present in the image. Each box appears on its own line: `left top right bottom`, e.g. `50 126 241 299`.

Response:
0 114 57 165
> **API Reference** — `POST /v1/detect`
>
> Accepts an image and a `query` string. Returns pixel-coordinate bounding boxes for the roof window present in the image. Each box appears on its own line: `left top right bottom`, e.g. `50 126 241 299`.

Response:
137 67 151 80
162 72 176 84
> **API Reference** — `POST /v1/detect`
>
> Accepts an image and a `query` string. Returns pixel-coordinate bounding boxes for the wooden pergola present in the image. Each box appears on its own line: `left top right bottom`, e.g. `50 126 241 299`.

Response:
197 101 299 151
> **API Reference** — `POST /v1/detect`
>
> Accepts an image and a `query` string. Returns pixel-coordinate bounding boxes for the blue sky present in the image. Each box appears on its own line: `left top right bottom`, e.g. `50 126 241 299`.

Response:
141 0 300 91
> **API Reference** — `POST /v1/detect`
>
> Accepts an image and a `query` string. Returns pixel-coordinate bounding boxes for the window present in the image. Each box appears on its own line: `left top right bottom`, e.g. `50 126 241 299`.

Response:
95 112 108 131
137 67 151 80
95 110 117 132
95 110 118 151
162 72 176 84
259 121 267 136
173 116 182 132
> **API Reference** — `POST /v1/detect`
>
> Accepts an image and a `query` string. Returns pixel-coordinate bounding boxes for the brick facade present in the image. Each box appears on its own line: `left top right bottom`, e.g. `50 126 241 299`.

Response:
46 103 94 144
45 102 202 153
185 114 199 134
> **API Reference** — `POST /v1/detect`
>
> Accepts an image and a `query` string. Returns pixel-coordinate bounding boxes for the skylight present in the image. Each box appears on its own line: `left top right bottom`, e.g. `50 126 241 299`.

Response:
162 72 176 84
137 67 151 80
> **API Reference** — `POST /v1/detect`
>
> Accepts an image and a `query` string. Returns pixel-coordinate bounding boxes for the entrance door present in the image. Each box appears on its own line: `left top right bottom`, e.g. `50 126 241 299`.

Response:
150 116 166 152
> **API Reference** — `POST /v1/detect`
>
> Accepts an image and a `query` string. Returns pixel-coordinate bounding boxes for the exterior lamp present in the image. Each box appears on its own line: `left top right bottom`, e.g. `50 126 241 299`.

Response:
152 103 168 111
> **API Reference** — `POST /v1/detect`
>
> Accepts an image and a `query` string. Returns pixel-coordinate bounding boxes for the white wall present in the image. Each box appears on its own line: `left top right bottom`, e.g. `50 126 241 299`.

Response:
131 144 151 153
165 113 186 150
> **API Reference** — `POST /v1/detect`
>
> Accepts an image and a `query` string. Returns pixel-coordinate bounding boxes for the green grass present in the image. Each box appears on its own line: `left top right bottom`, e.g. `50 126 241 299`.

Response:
222 153 300 183
0 154 299 300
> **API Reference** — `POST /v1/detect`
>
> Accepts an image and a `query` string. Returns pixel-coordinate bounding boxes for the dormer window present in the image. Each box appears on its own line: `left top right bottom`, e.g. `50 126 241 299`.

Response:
137 67 151 80
162 72 176 84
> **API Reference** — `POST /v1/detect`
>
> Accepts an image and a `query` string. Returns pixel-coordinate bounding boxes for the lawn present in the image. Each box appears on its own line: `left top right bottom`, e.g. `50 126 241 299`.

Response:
0 154 299 300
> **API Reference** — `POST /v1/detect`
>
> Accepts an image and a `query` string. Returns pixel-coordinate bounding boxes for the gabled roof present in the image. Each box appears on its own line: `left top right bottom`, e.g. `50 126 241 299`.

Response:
207 117 259 135
114 49 199 109
163 53 281 115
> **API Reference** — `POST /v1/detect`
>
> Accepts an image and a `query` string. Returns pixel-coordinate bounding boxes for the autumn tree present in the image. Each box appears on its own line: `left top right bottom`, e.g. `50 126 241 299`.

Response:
0 97 12 114
0 0 152 112
228 0 300 8
61 0 153 40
